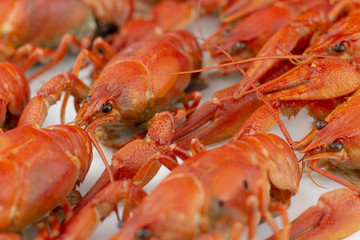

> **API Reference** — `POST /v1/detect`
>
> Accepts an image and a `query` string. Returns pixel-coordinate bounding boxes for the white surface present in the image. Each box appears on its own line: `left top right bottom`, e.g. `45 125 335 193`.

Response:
22 14 360 240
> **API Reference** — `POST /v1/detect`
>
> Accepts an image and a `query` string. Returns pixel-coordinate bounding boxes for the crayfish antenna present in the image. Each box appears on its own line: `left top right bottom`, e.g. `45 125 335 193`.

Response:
158 54 305 78
87 130 115 183
232 60 313 100
287 51 315 65
304 165 327 190
193 0 205 41
199 36 294 146
237 63 294 146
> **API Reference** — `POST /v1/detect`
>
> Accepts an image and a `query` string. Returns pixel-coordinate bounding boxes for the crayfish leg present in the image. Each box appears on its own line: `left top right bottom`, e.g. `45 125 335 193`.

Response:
19 34 92 81
60 180 147 240
132 152 179 185
75 111 181 212
307 159 360 194
17 73 89 127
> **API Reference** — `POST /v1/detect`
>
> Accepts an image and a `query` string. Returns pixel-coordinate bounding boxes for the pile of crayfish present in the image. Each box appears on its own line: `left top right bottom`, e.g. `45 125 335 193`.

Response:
2 0 360 239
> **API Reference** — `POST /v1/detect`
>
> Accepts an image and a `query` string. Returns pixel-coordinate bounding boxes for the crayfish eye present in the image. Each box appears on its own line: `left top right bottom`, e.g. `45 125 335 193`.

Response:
85 96 91 103
136 228 151 239
230 42 246 54
214 197 225 209
222 29 230 36
332 42 346 52
243 179 249 191
101 103 113 113
315 120 328 130
329 139 343 152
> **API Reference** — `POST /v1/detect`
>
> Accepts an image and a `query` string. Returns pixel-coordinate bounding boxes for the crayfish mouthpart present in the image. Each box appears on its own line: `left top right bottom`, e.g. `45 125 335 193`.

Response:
87 131 115 183
84 111 122 132
95 19 118 38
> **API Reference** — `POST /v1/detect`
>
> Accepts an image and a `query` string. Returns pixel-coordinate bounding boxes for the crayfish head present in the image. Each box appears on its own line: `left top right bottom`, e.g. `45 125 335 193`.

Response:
299 117 360 170
74 94 122 134
73 70 159 139
304 8 360 59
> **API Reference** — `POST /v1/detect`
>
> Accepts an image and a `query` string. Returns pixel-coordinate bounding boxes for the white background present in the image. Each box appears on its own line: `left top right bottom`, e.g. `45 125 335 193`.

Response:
22 13 360 240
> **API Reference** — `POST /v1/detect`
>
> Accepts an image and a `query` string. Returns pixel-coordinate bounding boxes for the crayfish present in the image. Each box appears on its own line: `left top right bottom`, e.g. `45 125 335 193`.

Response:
0 83 93 237
0 0 134 80
57 133 300 239
11 1 360 239
48 30 202 146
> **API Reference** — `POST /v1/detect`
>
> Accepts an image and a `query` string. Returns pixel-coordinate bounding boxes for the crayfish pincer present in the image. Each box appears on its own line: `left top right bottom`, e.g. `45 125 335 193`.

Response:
0 0 134 80
268 188 360 240
0 62 30 130
0 93 93 236
58 110 186 239
73 109 186 213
